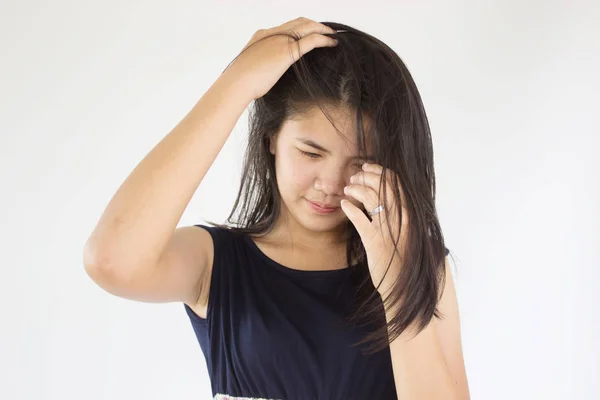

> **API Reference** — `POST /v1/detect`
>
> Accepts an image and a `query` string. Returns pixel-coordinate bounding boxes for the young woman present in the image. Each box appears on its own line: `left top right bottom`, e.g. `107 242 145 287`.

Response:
84 17 470 400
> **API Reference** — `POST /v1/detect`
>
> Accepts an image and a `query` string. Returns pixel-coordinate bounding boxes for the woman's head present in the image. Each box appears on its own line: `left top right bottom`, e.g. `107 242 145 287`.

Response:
268 104 372 235
220 22 448 353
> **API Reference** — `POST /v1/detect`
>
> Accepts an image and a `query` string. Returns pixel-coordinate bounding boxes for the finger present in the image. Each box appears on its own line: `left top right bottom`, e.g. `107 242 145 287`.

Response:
351 170 383 191
272 17 336 38
353 167 406 242
362 162 383 174
344 184 379 213
361 164 394 191
292 33 338 60
344 184 390 232
340 199 372 239
350 171 395 207
362 163 400 190
292 18 337 36
356 166 405 207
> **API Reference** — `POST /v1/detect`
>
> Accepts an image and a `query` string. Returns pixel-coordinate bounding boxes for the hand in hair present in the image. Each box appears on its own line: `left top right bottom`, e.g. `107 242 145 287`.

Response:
221 17 338 101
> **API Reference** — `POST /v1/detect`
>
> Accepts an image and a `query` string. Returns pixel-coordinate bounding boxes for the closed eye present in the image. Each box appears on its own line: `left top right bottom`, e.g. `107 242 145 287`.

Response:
299 150 321 159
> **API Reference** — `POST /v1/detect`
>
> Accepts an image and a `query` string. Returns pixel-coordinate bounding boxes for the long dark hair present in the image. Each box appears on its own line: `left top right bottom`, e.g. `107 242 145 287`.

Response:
209 22 449 354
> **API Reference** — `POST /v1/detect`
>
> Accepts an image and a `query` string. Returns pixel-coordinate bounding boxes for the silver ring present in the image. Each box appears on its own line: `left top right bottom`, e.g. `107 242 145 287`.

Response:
368 204 383 216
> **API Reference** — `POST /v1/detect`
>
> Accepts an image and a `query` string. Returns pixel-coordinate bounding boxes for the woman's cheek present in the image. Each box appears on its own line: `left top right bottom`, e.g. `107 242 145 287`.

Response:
276 151 313 191
291 159 318 188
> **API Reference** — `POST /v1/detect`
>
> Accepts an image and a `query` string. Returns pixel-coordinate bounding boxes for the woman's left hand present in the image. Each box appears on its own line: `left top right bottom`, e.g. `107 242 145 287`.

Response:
341 162 409 298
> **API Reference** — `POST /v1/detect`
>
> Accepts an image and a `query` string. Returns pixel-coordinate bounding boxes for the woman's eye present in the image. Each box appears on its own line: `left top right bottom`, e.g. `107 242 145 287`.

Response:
300 150 321 159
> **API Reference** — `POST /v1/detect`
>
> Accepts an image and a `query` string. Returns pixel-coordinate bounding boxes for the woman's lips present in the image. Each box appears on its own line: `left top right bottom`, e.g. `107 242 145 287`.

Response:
306 199 339 214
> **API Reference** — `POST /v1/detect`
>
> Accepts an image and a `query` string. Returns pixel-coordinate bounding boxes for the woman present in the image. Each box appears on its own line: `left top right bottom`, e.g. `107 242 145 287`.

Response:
84 17 470 400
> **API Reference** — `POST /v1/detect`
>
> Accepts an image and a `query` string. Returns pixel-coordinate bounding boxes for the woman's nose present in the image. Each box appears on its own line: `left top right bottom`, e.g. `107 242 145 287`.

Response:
314 168 348 196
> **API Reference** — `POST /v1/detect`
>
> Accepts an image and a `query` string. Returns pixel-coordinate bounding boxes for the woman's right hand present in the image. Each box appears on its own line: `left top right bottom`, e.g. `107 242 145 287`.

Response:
221 17 338 101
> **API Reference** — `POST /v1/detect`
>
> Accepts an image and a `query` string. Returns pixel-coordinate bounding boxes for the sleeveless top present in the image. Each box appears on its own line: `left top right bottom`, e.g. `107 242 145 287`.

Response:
184 224 449 400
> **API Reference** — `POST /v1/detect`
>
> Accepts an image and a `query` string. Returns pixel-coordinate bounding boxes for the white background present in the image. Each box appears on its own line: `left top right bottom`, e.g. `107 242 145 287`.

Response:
1 1 598 399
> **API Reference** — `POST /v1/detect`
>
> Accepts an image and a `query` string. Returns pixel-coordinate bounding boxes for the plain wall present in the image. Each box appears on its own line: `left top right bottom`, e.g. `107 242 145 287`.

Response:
1 0 598 399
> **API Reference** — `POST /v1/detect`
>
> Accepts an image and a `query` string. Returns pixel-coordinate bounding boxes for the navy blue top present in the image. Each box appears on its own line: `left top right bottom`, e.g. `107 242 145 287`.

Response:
184 224 449 400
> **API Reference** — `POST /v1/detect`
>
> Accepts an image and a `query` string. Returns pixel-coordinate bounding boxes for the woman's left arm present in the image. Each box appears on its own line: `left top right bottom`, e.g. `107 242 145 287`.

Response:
385 256 470 400
341 163 470 399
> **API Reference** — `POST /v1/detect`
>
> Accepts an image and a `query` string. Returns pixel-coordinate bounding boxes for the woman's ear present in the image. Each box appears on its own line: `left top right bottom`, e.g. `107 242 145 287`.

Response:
269 135 277 155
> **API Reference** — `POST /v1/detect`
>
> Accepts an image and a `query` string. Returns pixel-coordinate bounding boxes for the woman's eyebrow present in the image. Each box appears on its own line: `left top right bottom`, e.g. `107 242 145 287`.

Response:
296 137 375 160
296 138 331 154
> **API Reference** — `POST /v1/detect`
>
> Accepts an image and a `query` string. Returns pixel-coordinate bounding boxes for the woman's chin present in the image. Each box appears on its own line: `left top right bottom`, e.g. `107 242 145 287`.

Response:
301 212 348 233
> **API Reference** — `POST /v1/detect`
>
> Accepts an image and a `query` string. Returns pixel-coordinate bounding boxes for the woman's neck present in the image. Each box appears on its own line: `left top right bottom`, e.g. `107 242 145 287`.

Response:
249 213 351 271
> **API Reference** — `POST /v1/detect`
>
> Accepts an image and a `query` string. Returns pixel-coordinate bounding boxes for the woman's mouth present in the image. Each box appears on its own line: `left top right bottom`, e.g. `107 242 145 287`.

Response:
306 199 339 214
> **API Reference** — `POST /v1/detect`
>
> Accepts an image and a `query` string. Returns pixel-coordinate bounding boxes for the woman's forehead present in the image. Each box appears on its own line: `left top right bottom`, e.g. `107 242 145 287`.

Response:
281 105 374 150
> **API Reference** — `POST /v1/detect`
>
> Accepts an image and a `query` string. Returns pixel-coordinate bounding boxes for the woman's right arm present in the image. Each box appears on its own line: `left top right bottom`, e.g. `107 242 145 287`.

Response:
82 18 338 312
82 72 252 308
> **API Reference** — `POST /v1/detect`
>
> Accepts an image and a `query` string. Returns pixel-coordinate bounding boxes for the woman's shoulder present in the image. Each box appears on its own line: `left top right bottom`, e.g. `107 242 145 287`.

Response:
193 223 246 242
185 224 246 320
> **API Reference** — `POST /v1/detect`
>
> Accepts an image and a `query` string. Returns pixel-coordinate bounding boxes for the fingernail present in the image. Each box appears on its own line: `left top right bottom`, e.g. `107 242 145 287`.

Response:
350 175 356 183
362 163 369 170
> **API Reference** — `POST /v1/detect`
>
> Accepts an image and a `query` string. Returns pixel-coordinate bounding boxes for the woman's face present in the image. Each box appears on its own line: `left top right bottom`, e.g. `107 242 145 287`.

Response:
270 105 373 234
